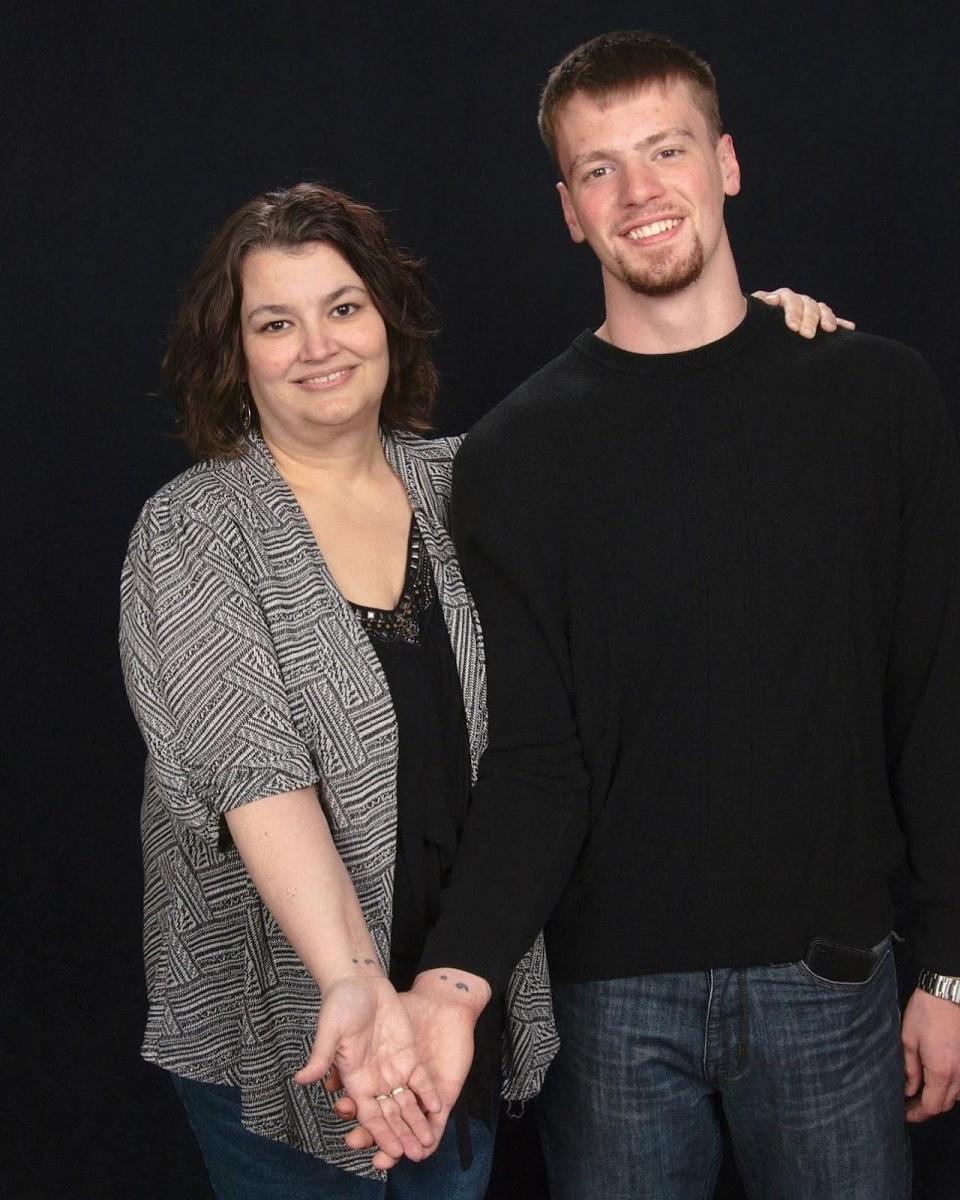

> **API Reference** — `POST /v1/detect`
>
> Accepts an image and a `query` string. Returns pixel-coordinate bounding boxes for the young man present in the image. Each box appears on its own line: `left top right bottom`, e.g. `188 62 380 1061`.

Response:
408 30 960 1199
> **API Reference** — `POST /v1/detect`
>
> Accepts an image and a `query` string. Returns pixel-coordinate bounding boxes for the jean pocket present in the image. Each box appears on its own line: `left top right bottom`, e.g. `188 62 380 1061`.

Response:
796 934 891 990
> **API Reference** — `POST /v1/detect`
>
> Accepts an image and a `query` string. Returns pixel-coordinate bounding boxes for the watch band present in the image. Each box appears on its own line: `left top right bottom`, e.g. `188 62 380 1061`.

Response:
917 969 960 1005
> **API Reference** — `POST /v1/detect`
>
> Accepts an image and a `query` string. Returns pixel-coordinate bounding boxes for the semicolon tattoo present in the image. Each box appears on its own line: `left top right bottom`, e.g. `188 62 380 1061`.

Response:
455 982 469 991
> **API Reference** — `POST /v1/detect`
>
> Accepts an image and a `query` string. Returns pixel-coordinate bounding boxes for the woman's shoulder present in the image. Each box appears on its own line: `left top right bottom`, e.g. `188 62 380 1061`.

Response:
126 453 262 568
391 430 464 464
387 432 464 519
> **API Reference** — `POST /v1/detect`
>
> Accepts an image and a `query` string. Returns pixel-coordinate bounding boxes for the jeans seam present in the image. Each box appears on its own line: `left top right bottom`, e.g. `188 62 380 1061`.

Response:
702 969 715 1082
701 1119 723 1200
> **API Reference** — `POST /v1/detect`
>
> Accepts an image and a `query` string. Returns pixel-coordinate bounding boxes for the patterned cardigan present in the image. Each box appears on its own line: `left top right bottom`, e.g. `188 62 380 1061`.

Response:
120 430 557 1177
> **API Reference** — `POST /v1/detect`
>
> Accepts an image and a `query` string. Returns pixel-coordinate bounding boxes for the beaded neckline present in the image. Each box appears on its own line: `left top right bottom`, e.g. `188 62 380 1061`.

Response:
349 518 433 647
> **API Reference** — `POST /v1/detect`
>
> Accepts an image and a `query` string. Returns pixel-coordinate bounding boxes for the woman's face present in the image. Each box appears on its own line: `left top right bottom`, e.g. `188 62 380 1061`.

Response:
240 241 390 445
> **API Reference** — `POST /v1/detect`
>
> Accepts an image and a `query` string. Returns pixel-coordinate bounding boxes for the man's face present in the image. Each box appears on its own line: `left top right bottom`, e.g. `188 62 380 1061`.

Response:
553 78 740 297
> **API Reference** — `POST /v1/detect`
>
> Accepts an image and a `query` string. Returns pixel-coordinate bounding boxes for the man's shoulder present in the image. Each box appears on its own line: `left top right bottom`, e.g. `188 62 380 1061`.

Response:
772 316 933 389
463 343 588 458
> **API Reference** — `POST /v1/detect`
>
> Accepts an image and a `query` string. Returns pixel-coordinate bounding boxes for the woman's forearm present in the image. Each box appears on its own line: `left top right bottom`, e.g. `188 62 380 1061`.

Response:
225 786 382 991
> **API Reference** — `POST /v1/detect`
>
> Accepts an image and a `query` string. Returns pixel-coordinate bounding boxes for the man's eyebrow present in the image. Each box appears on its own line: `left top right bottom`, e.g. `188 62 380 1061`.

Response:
245 285 368 321
640 126 695 149
567 127 695 175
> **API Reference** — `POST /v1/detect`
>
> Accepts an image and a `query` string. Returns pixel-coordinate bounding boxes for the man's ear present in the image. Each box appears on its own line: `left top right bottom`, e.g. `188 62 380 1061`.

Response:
718 133 741 198
557 181 586 244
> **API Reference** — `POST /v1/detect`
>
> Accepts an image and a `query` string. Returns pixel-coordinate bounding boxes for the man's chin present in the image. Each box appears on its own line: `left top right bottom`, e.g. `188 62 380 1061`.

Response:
617 243 705 298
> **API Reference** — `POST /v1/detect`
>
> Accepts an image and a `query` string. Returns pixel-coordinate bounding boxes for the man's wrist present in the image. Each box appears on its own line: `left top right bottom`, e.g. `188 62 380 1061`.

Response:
412 967 492 1018
917 969 960 1005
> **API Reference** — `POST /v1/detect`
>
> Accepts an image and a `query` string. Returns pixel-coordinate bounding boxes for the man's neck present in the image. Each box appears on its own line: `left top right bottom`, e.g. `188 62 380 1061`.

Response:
596 250 747 355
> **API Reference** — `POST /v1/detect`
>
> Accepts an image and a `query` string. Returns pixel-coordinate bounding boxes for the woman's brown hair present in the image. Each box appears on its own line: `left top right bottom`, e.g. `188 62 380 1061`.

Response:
164 182 438 459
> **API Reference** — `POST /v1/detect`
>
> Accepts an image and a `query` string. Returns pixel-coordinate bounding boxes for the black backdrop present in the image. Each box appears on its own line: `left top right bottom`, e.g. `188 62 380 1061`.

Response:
5 2 960 1197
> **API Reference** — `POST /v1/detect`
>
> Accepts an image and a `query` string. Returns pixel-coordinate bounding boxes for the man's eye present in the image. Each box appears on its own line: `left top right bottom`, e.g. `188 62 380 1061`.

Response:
657 148 682 159
584 166 610 181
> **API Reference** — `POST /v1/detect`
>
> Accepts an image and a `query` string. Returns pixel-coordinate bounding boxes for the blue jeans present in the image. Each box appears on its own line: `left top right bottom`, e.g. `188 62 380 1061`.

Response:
170 1074 495 1200
538 940 908 1199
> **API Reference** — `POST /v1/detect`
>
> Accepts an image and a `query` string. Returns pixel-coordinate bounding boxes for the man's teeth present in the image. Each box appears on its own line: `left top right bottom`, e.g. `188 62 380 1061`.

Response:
626 218 682 240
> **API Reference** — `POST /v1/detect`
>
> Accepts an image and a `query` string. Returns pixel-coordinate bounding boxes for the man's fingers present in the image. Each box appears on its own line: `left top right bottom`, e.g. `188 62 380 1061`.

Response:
392 1086 437 1148
343 1121 405 1170
353 1101 407 1160
906 1076 951 1123
406 1063 442 1115
903 1039 922 1097
357 1093 429 1162
344 1124 376 1150
423 1104 450 1148
322 1065 344 1094
836 317 856 329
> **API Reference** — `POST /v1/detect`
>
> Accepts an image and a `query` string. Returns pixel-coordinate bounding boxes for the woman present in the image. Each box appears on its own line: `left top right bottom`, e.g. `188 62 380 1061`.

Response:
120 181 847 1198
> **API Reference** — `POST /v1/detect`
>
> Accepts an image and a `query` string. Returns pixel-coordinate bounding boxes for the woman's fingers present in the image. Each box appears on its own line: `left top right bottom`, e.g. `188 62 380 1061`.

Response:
297 976 442 1161
751 288 856 336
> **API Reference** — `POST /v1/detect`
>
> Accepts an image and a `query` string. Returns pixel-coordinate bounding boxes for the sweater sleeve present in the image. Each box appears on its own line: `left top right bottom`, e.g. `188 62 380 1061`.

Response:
119 495 319 845
885 356 960 975
419 434 592 992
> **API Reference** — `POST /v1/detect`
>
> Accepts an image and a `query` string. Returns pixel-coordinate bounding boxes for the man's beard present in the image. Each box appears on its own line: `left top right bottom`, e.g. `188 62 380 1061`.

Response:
614 231 705 297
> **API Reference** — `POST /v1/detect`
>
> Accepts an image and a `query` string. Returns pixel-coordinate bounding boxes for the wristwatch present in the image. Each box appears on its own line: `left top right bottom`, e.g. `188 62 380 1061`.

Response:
917 969 960 1005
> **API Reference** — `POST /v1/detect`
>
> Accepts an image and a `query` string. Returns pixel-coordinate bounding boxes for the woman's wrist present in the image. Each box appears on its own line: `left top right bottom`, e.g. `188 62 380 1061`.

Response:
310 941 387 994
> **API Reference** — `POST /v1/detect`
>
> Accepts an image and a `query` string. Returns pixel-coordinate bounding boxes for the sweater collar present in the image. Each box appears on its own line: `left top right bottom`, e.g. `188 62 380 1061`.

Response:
573 294 768 376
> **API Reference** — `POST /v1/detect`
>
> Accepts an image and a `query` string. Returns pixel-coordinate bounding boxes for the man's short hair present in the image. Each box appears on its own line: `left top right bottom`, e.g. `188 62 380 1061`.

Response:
538 30 723 174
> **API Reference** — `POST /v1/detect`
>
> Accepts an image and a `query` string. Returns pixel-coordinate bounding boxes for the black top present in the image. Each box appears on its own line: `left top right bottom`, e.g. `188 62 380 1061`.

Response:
420 298 960 990
350 518 499 1123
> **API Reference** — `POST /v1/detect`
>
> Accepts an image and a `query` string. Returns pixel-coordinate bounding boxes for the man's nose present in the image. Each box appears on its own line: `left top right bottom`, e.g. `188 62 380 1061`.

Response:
619 160 665 207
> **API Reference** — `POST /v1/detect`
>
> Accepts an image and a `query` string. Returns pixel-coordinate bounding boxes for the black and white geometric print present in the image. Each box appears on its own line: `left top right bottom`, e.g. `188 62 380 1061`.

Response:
120 431 557 1177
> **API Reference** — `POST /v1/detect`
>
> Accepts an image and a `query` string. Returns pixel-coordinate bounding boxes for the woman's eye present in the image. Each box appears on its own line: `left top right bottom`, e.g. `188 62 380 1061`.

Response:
332 303 358 317
261 319 290 332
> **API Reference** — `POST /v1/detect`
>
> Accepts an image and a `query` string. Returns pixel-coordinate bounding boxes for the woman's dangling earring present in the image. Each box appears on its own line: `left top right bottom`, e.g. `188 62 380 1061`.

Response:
239 383 253 432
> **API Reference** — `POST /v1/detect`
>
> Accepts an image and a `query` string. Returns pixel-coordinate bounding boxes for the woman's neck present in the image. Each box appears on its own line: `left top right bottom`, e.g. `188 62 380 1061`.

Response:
262 423 390 495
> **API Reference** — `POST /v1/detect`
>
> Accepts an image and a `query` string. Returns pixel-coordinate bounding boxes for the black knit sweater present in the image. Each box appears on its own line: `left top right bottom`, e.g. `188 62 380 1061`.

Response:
420 298 960 989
